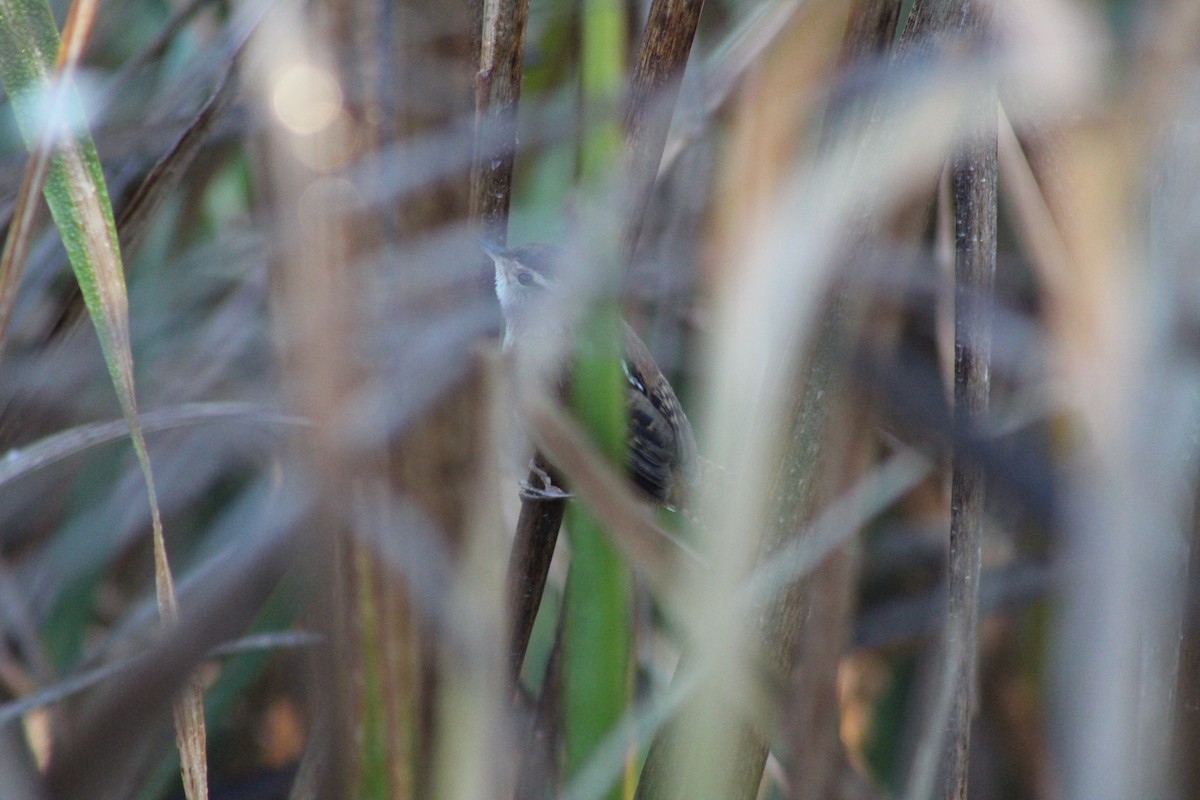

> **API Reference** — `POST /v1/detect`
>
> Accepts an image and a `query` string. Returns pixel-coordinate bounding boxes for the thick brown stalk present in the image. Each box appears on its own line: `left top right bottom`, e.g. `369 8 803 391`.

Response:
839 0 902 67
471 0 531 242
461 0 564 697
505 455 567 683
899 1 996 798
898 0 978 55
943 87 996 800
621 0 705 257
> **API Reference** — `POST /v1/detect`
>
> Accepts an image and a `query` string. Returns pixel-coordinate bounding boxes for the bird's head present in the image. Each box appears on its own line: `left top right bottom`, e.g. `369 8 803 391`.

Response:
479 240 562 336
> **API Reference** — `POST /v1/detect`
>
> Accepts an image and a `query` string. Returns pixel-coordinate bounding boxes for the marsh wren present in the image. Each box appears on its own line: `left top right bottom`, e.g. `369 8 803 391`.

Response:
484 240 698 507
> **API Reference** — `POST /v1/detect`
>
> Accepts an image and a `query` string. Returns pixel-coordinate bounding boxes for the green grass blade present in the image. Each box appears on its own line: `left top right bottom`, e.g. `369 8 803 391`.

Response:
565 305 632 800
0 2 208 797
579 0 626 180
564 0 631 795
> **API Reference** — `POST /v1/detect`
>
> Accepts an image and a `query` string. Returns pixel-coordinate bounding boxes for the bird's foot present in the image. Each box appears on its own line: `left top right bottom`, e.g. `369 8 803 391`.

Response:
520 461 572 501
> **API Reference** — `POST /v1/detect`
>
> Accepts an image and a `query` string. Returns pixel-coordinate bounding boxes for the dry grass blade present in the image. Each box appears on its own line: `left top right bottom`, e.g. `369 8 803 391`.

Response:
855 560 1054 650
286 712 328 800
37 0 278 349
1032 6 1200 797
0 631 320 727
904 633 968 800
0 402 302 488
110 0 275 263
559 673 705 800
767 3 900 795
741 449 932 610
0 738 42 800
43 484 305 799
701 0 808 116
103 0 216 96
636 0 1084 792
116 48 239 258
166 597 208 797
636 3 864 798
995 105 1071 305
0 134 47 361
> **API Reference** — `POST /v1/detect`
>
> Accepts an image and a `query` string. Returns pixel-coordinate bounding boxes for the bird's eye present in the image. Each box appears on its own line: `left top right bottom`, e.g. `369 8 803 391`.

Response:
517 271 534 286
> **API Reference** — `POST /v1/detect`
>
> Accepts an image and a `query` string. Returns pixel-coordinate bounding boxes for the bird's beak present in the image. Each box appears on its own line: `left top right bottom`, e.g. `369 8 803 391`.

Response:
474 236 507 263
476 236 518 287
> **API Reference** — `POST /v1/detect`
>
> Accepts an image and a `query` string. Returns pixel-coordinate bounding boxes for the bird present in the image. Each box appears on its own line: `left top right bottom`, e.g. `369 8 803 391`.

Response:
481 239 698 508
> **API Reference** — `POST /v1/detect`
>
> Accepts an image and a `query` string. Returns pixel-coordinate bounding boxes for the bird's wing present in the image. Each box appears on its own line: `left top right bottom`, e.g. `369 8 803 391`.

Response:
621 322 697 503
624 385 676 503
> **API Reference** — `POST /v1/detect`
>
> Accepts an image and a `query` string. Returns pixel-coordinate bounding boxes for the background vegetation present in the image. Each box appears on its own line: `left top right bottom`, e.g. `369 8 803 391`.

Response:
0 0 1194 799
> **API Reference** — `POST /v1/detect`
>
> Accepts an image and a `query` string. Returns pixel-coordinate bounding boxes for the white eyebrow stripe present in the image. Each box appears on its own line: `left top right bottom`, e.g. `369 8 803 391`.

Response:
622 359 646 393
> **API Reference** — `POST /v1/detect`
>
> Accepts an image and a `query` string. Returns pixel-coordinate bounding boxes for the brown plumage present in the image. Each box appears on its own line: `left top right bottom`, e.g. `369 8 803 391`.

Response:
484 240 698 506
619 321 698 505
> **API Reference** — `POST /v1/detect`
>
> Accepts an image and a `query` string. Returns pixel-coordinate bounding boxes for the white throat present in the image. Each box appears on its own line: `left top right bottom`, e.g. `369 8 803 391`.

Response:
494 261 552 350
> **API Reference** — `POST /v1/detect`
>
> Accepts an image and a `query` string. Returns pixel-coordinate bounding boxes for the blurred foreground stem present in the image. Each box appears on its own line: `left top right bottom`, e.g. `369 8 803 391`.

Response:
563 309 632 795
560 1 632 797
